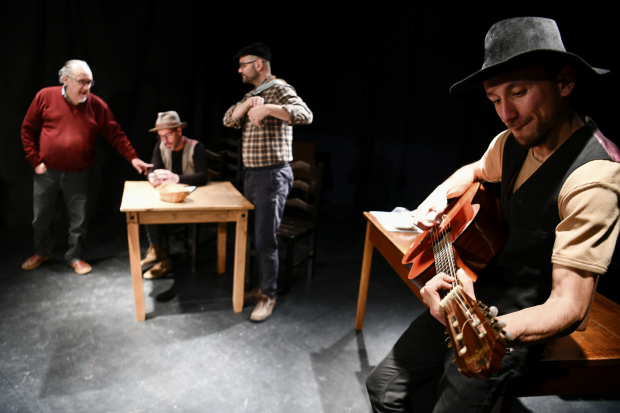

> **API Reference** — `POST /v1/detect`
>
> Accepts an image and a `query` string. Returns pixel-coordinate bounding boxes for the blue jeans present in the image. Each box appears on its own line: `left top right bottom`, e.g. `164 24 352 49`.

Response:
366 309 538 413
244 164 293 298
32 169 90 263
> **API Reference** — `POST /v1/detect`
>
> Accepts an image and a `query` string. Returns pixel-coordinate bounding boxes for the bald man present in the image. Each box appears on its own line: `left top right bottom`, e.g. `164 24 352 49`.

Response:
21 59 152 274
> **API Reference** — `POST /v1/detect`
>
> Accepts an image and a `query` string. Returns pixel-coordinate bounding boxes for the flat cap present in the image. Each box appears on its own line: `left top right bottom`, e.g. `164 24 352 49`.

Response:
233 42 272 61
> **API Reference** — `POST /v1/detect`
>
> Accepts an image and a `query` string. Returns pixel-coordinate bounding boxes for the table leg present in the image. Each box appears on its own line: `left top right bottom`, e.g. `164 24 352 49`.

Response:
217 222 227 274
232 210 249 312
356 221 374 330
126 212 145 321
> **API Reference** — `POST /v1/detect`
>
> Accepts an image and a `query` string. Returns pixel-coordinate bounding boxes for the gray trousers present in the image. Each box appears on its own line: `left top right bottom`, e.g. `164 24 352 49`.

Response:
366 309 537 413
244 164 293 298
32 169 89 263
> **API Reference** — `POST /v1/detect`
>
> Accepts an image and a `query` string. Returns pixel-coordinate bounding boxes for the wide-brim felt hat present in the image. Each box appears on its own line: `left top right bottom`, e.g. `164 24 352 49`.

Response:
450 17 609 107
149 111 188 132
233 42 272 61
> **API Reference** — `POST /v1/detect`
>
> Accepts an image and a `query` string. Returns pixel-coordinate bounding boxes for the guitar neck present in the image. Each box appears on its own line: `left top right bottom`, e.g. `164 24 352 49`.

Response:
432 228 461 299
432 224 507 379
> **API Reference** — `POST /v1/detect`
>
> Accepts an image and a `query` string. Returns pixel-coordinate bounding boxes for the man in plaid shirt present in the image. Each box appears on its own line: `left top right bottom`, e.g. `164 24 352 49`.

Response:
223 42 313 322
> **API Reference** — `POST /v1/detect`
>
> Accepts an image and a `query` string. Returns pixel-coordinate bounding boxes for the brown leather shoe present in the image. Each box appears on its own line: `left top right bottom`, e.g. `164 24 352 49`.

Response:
244 287 263 304
21 254 54 270
143 259 172 279
69 260 92 275
141 244 169 266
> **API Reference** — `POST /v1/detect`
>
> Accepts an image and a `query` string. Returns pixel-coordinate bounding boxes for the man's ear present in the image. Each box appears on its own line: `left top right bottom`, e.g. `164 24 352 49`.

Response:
62 75 68 85
557 66 577 97
255 59 264 72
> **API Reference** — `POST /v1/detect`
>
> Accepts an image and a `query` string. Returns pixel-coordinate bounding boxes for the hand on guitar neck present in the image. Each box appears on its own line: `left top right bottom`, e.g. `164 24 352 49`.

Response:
405 182 512 378
420 268 475 326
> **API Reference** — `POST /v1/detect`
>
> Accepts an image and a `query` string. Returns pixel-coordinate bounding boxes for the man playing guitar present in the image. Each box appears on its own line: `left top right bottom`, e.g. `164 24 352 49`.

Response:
366 17 620 413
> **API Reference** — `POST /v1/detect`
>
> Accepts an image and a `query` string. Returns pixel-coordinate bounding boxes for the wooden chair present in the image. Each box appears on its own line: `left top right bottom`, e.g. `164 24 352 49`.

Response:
222 137 244 190
276 161 324 294
189 149 227 274
205 149 225 182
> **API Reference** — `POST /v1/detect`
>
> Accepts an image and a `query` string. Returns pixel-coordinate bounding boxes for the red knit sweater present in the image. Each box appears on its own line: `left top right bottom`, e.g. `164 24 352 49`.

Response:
21 86 138 172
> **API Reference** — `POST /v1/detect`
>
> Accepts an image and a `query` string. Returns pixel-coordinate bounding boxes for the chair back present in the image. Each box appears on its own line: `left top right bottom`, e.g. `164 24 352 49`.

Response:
222 137 244 189
205 149 225 181
285 161 324 224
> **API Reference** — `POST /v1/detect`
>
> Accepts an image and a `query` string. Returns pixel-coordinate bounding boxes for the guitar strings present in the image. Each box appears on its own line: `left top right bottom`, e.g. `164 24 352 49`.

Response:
434 208 498 370
434 220 474 323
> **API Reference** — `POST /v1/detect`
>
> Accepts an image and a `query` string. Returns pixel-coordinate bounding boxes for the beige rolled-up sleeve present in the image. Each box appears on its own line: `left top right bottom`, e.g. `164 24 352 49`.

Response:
553 160 620 274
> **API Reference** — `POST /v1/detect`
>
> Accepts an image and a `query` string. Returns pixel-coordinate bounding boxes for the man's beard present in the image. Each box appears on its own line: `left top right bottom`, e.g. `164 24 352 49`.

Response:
512 103 562 149
513 121 551 149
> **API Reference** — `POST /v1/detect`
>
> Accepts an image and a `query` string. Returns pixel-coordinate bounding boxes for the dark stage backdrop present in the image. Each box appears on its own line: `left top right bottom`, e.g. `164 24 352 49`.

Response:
1 2 617 228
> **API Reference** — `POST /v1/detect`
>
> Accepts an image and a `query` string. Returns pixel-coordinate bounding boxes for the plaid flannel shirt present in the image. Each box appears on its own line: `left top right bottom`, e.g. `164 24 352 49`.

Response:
223 77 313 168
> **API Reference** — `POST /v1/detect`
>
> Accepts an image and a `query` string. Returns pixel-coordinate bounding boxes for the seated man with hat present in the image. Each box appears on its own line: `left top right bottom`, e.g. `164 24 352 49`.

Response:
140 111 209 279
366 17 620 413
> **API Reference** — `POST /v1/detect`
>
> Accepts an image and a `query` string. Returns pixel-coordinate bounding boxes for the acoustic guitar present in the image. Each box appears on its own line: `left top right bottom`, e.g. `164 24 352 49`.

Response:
403 182 512 379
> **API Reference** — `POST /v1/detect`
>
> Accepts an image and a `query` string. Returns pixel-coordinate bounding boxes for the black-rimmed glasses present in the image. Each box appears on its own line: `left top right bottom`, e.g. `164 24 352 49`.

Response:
68 76 95 87
238 60 257 69
158 131 176 141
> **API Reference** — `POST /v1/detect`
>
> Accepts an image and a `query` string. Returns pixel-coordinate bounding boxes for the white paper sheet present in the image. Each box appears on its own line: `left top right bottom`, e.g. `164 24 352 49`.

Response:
370 208 423 233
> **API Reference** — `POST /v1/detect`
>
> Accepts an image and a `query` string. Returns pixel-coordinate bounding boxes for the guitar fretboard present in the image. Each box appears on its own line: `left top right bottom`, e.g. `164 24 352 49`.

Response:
432 227 460 299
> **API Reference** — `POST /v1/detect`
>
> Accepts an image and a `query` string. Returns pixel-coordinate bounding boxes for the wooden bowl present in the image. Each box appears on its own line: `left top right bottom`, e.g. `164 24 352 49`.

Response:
158 183 190 203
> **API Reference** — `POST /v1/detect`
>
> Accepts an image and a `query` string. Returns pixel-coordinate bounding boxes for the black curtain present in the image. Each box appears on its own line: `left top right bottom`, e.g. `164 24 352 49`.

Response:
1 1 617 227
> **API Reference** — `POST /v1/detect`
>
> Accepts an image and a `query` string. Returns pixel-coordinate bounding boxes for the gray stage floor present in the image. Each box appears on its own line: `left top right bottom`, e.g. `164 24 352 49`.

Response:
1 202 618 413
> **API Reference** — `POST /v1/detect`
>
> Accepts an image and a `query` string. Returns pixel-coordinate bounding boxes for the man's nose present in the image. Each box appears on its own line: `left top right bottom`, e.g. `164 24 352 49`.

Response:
499 101 518 124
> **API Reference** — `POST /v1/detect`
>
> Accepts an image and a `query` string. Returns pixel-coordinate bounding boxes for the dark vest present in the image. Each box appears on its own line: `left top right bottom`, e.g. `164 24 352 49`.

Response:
476 120 616 315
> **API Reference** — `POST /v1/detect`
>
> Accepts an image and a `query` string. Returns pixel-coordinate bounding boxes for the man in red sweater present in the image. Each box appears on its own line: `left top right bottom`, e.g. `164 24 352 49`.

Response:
20 59 152 274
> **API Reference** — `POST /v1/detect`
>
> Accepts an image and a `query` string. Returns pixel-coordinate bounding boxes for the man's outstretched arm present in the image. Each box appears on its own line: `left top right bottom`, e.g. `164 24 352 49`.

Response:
414 160 487 230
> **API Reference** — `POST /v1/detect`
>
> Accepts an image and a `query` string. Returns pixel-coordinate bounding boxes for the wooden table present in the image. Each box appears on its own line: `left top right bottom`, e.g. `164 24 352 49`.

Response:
355 211 423 330
120 181 254 321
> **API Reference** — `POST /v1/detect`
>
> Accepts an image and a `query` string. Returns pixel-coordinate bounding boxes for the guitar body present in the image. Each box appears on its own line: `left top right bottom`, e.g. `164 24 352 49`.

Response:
403 182 509 379
403 182 507 289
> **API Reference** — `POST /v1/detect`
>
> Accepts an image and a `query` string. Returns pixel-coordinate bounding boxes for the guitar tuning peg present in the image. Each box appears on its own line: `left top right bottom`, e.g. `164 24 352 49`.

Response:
456 333 463 341
495 320 506 328
488 306 498 317
459 346 467 355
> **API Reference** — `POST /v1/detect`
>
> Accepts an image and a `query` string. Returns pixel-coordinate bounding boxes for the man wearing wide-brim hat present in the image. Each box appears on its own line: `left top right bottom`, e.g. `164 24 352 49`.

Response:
367 17 620 412
139 111 209 279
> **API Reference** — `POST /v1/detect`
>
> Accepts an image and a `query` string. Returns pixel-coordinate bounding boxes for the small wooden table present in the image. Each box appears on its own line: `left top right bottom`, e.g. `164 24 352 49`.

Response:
355 212 423 330
120 181 254 321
